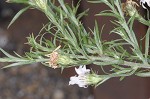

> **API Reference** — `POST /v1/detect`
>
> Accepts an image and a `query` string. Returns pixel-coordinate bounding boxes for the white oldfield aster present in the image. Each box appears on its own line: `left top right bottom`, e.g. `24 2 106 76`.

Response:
69 65 90 88
140 0 150 8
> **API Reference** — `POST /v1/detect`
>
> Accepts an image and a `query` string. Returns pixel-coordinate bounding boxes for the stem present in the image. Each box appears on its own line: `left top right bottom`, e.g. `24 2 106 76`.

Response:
101 68 137 78
93 56 150 69
72 55 150 69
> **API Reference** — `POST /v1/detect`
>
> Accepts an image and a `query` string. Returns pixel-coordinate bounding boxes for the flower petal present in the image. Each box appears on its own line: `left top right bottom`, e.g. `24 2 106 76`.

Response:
140 0 150 8
75 65 90 75
69 76 79 85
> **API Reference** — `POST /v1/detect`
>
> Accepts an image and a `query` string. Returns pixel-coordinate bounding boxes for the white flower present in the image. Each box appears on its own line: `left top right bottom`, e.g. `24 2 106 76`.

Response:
69 75 88 88
75 65 90 75
69 65 90 88
69 65 106 88
139 0 150 8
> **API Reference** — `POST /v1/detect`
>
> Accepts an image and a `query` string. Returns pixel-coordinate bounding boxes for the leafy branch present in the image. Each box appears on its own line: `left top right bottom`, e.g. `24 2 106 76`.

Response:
1 0 150 87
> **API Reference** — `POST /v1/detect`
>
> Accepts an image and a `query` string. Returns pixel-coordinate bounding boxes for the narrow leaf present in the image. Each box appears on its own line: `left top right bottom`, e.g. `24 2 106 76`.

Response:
8 6 30 28
136 72 150 77
0 48 16 58
145 27 150 59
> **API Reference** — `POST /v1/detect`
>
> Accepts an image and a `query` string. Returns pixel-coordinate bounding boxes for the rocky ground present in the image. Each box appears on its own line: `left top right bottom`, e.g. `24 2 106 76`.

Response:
0 63 92 99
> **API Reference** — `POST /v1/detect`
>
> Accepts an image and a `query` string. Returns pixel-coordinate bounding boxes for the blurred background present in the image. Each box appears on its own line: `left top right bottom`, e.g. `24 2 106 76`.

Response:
0 0 150 99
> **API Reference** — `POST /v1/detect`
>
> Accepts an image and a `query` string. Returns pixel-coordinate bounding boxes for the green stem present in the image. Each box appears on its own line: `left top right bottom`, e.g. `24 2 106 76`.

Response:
72 55 150 69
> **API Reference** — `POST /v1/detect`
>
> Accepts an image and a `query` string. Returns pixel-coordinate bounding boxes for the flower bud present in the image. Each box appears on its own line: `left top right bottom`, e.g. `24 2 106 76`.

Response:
122 0 140 19
122 0 150 26
57 55 75 66
29 0 47 11
45 46 76 69
86 73 103 86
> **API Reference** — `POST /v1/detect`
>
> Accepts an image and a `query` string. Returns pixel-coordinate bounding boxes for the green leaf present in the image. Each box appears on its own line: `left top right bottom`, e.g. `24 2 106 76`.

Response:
93 21 103 54
95 77 110 87
0 48 16 58
88 0 109 4
1 61 33 69
96 10 120 19
7 0 29 4
77 9 89 20
145 27 150 60
136 72 150 77
119 76 125 81
7 6 30 28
